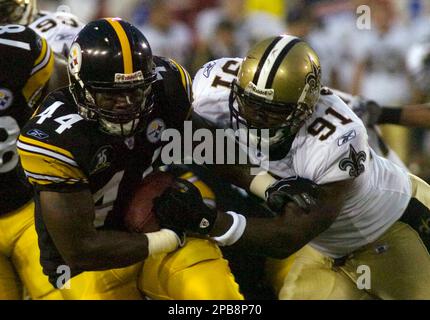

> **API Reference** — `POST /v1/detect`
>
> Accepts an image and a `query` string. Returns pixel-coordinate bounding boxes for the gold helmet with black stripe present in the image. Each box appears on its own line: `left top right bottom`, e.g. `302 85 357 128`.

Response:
230 35 321 148
68 18 157 137
0 0 37 25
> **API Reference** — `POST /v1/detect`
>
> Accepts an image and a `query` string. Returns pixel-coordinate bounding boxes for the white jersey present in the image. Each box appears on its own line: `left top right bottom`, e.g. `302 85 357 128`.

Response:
331 89 407 170
29 11 84 56
193 58 412 258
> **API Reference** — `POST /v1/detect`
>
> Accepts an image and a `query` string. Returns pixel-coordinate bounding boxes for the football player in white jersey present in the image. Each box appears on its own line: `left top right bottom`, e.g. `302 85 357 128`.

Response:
176 35 430 299
331 89 430 169
0 0 84 56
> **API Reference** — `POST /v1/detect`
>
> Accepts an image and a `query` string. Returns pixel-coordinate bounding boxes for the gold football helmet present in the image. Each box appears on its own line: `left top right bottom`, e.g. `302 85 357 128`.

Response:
0 0 37 25
230 35 321 147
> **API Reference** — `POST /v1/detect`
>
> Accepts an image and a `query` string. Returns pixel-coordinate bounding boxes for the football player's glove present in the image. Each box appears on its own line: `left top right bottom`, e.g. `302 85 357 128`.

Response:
350 96 382 127
153 178 217 235
265 176 321 214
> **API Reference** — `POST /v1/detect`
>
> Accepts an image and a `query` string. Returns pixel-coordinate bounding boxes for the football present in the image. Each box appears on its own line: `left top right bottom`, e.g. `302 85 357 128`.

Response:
123 171 176 233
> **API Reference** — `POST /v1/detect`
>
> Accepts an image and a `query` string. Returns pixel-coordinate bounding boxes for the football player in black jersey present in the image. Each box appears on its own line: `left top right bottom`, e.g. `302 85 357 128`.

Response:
0 0 84 57
18 18 243 300
0 24 67 299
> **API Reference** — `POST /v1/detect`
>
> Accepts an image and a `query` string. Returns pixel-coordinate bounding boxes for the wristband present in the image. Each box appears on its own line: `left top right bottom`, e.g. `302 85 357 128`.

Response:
212 211 247 246
146 229 182 256
250 172 277 200
377 107 402 124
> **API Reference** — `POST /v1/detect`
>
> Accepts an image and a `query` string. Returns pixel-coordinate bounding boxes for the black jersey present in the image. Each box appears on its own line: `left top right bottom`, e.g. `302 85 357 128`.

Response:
0 25 54 214
18 56 192 284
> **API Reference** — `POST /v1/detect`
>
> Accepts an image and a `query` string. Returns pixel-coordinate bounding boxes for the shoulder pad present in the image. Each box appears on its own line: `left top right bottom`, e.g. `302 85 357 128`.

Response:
0 25 46 88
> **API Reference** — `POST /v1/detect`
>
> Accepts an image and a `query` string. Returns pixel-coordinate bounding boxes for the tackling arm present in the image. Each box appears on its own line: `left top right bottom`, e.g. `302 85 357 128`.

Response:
378 103 430 128
153 174 351 259
213 179 350 258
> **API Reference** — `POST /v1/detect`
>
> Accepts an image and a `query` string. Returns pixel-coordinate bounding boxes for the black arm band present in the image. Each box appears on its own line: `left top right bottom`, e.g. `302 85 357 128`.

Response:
377 107 402 124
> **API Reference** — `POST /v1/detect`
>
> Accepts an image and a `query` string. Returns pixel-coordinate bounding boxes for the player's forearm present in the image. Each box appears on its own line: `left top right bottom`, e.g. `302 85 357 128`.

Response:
377 104 430 127
64 230 150 271
232 204 336 258
399 104 430 128
210 201 337 259
222 180 346 258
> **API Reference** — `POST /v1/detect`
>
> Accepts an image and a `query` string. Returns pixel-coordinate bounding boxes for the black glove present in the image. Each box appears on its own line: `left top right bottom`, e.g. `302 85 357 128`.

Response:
265 176 321 214
351 96 382 127
153 178 217 235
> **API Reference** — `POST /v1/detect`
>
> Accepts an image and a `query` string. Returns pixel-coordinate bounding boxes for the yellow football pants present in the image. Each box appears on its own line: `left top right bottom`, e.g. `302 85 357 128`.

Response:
138 172 243 300
61 238 243 300
61 172 242 300
267 174 430 300
60 263 144 300
0 201 62 300
139 238 243 300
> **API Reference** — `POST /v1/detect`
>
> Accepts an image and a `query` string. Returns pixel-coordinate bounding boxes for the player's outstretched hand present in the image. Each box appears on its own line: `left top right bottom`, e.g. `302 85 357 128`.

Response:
265 177 321 214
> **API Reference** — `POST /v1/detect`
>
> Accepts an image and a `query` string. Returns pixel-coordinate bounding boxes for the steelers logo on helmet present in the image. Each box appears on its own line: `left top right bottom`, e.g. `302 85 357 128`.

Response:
68 42 82 76
0 88 13 111
146 118 166 143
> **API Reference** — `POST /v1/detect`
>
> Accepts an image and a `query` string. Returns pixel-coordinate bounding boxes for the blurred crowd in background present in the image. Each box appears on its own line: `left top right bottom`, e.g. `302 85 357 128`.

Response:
39 0 430 181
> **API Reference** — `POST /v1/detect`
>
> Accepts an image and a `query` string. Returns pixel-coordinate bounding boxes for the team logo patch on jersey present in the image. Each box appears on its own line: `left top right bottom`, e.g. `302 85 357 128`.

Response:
338 130 356 146
203 61 216 78
68 43 82 75
27 129 49 140
90 146 113 175
146 118 166 143
0 88 13 111
339 145 366 177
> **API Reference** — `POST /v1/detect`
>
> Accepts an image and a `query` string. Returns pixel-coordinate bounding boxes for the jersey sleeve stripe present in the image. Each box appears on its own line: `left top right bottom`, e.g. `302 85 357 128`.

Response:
17 141 78 168
24 171 84 184
18 135 75 159
23 48 54 106
170 59 192 102
31 39 52 75
185 67 193 101
18 149 87 183
33 37 48 67
27 177 84 185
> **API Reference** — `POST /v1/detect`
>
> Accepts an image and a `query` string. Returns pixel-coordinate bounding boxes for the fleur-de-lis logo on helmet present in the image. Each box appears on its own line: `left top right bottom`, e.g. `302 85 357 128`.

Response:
305 57 322 91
